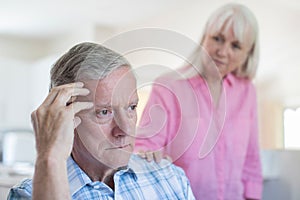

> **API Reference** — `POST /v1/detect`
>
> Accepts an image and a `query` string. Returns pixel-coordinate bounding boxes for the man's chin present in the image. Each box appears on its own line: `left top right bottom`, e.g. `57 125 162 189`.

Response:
109 160 130 170
105 153 131 169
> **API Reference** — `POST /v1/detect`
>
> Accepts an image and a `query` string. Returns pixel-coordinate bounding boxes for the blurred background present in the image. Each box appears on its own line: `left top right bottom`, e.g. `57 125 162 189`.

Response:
0 0 300 199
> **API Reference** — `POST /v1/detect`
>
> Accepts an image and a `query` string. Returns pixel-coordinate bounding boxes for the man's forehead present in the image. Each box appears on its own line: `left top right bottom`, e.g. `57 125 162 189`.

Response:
83 79 134 93
83 79 105 90
82 67 135 87
81 79 137 103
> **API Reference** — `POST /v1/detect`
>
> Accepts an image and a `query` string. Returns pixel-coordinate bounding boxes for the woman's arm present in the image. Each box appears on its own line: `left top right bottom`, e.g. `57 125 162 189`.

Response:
242 86 263 200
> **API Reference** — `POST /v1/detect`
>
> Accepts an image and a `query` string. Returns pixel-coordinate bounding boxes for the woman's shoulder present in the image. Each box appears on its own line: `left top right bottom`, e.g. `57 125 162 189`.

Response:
154 67 204 87
227 73 255 88
225 74 257 102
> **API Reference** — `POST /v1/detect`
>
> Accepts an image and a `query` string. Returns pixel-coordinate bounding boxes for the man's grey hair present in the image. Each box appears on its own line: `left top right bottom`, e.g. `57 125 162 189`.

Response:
50 42 131 90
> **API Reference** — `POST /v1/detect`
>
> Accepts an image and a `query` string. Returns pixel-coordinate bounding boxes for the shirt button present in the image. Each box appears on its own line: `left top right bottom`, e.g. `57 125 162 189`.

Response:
93 184 100 189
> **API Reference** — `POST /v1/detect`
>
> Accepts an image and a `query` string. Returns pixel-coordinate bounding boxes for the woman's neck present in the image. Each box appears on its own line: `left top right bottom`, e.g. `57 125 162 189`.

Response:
205 78 223 107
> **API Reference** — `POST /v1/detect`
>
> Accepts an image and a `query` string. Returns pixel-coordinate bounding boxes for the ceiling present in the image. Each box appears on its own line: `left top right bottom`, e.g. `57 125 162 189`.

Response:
1 0 298 38
0 0 178 38
1 0 300 106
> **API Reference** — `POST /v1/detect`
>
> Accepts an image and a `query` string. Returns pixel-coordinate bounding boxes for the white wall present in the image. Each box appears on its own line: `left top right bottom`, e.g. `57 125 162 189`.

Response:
0 60 31 129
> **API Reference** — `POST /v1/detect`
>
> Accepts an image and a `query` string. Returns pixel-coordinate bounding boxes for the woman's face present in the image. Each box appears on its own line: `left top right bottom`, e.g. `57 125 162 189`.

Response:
201 25 253 78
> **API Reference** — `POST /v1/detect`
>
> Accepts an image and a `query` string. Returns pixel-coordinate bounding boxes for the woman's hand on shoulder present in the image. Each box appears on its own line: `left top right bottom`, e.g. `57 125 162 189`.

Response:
137 150 172 163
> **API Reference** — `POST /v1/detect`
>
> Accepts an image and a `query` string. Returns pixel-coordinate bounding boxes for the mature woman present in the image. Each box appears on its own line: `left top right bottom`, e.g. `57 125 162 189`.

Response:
135 3 263 200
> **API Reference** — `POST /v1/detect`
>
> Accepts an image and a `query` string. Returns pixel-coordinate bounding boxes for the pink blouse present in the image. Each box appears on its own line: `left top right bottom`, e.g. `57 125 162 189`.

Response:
135 73 263 200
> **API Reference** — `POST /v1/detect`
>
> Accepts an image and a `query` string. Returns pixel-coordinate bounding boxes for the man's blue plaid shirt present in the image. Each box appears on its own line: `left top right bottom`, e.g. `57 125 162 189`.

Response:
8 154 195 200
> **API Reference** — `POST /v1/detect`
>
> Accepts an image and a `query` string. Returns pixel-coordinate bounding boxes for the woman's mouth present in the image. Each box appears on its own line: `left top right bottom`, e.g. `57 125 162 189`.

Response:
213 59 226 67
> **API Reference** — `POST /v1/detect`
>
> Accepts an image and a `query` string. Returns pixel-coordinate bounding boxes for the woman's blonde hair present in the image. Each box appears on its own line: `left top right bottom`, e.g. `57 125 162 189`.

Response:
187 3 259 80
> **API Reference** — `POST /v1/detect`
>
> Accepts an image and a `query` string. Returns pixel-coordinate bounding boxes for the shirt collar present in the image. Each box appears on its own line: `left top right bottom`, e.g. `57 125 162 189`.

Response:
67 156 138 196
115 165 137 181
223 73 235 86
187 74 206 88
67 156 93 196
188 72 237 88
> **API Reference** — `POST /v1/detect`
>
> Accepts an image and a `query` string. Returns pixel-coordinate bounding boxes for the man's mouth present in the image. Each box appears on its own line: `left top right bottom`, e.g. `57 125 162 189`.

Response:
105 144 131 150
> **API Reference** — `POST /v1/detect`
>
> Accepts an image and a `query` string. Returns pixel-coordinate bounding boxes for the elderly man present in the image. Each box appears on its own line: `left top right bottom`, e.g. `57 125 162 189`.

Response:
8 42 195 200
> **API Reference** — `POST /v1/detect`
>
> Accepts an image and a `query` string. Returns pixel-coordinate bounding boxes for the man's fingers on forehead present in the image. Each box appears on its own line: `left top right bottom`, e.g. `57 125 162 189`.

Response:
44 82 88 106
69 87 90 96
42 89 60 106
54 87 90 105
66 96 77 106
54 82 84 89
73 116 82 128
67 102 94 114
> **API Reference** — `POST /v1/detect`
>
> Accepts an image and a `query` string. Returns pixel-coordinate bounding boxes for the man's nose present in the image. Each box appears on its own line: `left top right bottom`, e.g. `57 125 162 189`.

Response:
112 111 134 137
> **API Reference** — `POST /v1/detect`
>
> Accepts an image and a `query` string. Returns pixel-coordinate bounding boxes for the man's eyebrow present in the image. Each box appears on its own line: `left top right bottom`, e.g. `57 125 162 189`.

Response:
131 98 139 104
94 103 111 108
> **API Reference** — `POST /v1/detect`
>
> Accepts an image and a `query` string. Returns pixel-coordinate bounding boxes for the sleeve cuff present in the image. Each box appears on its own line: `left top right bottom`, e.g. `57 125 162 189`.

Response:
243 180 263 199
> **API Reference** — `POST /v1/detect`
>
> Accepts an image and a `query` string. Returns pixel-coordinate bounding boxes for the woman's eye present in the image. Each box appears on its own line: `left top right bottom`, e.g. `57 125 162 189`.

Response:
212 36 222 42
213 36 219 41
232 42 241 49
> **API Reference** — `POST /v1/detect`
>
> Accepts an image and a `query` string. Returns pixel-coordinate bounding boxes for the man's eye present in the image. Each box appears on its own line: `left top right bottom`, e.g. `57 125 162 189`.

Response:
96 109 112 117
101 110 108 115
129 104 137 111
